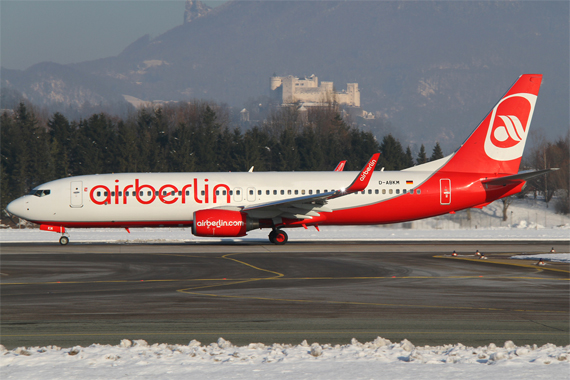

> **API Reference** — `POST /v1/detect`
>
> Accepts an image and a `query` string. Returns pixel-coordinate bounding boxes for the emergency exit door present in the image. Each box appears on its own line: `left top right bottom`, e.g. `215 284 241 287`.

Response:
440 179 451 205
70 181 83 207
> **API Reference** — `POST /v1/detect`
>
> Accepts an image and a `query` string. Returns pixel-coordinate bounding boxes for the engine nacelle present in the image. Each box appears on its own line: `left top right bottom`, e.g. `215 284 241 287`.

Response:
192 209 259 237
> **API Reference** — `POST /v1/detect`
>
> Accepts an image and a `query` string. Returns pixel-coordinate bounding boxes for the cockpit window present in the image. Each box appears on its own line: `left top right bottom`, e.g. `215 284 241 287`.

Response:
30 189 51 197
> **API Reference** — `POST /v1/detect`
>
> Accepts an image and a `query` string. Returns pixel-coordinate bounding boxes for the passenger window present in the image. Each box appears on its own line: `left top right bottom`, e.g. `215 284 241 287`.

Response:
258 190 262 195
294 190 298 195
147 191 152 196
140 191 143 196
223 190 227 195
216 190 220 196
375 189 379 194
368 189 372 194
236 190 241 195
288 190 292 195
324 189 328 193
119 191 122 196
230 190 233 195
389 189 393 194
302 190 305 195
273 190 277 195
171 191 175 196
382 189 386 194
186 191 190 196
396 189 400 194
163 191 167 196
361 191 365 194
178 191 182 196
104 192 108 196
316 190 320 194
280 190 285 195
266 190 270 195
201 191 205 196
309 190 313 195
403 189 407 194
249 190 254 195
417 189 421 194
97 191 101 197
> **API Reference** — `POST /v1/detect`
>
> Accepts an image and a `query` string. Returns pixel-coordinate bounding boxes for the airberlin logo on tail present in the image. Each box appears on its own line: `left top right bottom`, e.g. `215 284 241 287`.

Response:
359 160 377 181
484 93 537 161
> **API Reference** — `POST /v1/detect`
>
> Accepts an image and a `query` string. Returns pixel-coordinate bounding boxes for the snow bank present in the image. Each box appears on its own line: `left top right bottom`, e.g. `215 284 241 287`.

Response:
510 253 570 263
1 338 568 380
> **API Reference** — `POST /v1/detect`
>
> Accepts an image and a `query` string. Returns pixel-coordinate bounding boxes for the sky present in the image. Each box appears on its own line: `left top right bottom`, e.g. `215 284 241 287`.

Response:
0 0 226 70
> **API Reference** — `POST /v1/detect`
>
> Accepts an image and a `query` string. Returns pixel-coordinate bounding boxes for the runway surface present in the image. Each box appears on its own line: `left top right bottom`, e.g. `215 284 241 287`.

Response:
1 242 568 349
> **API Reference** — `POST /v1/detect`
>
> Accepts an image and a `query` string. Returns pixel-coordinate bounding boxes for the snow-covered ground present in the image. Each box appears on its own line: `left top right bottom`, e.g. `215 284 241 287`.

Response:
2 337 569 380
2 198 569 243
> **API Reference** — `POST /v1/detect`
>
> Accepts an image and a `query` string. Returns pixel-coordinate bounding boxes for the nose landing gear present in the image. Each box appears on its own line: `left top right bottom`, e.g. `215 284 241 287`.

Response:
268 229 288 245
59 235 69 245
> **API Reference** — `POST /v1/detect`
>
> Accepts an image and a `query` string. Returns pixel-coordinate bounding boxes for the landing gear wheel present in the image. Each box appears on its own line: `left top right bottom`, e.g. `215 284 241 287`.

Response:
59 236 69 245
272 229 288 245
268 230 277 244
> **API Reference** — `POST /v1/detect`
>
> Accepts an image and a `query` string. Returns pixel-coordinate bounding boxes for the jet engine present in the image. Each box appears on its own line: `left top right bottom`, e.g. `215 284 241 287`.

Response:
192 209 259 237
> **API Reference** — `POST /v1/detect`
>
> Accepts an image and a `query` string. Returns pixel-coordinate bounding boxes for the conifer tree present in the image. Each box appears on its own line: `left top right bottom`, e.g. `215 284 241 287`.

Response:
378 134 405 170
403 146 415 168
416 144 428 164
430 142 444 161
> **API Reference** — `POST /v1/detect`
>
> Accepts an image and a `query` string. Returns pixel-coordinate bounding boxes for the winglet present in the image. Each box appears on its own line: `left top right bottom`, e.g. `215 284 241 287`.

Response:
334 160 347 171
345 153 380 193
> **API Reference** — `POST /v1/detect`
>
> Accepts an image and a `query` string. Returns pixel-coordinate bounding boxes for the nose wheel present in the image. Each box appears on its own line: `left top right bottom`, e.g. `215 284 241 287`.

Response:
59 236 69 245
268 229 288 245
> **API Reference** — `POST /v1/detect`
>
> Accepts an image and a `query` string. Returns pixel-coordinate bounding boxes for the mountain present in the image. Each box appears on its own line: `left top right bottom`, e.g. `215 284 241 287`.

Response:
1 0 568 150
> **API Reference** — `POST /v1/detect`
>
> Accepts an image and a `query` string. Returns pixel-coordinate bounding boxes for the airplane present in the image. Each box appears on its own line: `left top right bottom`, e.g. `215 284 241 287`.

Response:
6 74 555 245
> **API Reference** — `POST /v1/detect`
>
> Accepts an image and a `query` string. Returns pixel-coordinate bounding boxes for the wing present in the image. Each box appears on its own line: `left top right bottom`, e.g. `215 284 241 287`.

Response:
216 154 380 222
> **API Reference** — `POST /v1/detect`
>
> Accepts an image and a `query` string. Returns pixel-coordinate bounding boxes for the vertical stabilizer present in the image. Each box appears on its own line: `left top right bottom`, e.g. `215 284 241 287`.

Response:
442 74 542 175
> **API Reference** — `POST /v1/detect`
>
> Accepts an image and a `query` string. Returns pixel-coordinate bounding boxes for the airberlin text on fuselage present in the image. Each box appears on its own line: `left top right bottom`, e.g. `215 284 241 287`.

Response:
89 178 230 206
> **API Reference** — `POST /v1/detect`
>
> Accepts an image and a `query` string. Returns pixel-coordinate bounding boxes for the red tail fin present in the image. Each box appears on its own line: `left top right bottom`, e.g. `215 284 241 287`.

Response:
443 74 542 175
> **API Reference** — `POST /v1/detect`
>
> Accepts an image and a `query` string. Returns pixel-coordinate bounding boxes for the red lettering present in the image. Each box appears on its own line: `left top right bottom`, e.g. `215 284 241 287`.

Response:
181 184 192 204
213 184 231 203
135 179 156 205
193 178 202 204
205 179 209 203
88 179 231 206
159 184 179 204
90 185 111 205
123 184 133 204
114 184 120 204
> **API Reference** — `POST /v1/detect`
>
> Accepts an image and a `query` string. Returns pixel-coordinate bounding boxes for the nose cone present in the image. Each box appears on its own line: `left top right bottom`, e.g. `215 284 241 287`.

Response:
6 197 26 218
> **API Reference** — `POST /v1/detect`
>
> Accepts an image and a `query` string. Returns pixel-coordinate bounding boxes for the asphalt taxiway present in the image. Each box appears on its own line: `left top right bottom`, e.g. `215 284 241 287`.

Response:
1 242 568 349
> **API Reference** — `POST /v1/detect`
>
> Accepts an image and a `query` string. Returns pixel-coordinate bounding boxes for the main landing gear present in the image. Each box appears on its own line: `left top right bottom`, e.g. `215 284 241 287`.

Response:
268 229 288 245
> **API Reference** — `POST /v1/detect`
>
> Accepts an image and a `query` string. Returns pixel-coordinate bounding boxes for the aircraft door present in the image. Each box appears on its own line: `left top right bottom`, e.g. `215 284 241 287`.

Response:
440 179 451 205
247 187 256 202
70 181 83 208
233 187 243 202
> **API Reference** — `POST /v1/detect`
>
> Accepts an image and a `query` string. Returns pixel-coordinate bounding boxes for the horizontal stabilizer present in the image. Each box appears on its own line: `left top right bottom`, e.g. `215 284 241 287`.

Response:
482 168 558 187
